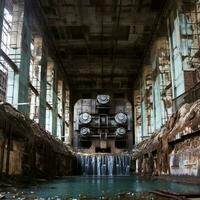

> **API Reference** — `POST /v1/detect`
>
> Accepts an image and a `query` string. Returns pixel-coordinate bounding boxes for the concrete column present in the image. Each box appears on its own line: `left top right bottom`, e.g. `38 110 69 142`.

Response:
69 90 78 146
0 0 5 48
17 2 31 115
62 83 67 141
52 66 58 136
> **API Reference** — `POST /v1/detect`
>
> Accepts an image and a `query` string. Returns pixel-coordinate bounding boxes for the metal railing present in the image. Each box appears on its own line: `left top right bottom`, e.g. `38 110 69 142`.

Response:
172 81 200 112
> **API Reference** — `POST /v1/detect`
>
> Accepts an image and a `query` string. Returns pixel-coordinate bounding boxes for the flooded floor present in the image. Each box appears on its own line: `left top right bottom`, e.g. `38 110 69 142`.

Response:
1 176 200 199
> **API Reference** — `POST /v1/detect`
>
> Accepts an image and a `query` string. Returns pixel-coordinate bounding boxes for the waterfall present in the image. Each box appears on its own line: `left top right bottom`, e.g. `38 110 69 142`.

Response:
76 154 130 176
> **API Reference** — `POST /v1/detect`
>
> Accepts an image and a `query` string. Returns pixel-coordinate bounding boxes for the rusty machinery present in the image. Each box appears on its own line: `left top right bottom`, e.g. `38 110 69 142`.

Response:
73 95 133 153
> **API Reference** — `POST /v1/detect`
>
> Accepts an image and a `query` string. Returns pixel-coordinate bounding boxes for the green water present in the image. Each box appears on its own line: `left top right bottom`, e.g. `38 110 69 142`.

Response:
18 176 200 198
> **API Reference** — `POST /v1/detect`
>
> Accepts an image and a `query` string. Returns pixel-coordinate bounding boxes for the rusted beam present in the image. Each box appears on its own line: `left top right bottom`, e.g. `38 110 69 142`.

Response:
67 73 136 78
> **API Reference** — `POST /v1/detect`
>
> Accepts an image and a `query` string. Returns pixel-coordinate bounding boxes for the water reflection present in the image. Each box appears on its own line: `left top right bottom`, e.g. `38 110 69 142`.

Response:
19 176 200 198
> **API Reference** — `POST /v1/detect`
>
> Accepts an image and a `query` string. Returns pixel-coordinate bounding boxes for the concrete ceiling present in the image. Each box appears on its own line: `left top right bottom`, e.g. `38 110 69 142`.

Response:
39 0 165 91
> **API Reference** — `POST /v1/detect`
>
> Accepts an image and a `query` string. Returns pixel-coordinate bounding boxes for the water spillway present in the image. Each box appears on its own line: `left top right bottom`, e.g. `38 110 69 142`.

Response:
76 154 130 176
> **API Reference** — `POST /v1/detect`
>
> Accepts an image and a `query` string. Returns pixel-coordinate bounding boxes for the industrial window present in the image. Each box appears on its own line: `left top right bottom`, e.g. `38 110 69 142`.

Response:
168 1 200 112
180 1 200 68
134 90 142 144
46 60 54 106
65 90 70 123
0 0 23 104
0 57 18 104
57 116 62 139
144 74 153 135
45 59 54 133
57 80 63 116
0 58 8 102
29 36 42 123
29 37 42 92
46 105 53 133
57 80 63 139
29 89 39 122
65 90 70 143
157 40 172 123
1 0 23 66
153 39 172 128
168 10 185 98
1 3 13 55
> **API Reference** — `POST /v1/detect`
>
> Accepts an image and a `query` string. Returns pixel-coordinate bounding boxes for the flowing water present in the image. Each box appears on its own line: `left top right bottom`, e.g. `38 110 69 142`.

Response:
76 154 130 175
5 155 200 199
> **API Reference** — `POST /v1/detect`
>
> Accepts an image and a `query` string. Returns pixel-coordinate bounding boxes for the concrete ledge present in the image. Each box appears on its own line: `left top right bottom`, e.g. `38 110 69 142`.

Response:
0 103 77 178
152 175 200 184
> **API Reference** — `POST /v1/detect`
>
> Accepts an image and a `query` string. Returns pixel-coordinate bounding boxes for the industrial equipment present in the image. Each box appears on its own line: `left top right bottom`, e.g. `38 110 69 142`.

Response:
73 95 133 153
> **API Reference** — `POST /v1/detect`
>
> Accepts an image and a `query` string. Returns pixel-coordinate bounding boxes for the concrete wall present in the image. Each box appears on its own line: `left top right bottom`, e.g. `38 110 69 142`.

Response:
0 136 23 175
134 0 200 144
169 136 200 176
17 1 31 115
0 103 76 178
132 99 200 177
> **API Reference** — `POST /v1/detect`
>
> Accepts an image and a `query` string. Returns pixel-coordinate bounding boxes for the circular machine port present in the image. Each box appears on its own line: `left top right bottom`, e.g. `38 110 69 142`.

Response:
97 95 110 105
80 127 91 137
79 113 92 124
115 127 126 137
114 112 127 124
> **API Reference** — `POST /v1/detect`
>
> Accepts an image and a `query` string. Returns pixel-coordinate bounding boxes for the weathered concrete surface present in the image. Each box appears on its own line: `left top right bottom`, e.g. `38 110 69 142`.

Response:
132 100 200 177
0 103 76 178
169 135 200 176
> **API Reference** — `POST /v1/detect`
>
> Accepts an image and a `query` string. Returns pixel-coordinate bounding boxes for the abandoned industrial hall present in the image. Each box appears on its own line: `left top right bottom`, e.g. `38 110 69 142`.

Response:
0 0 200 199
